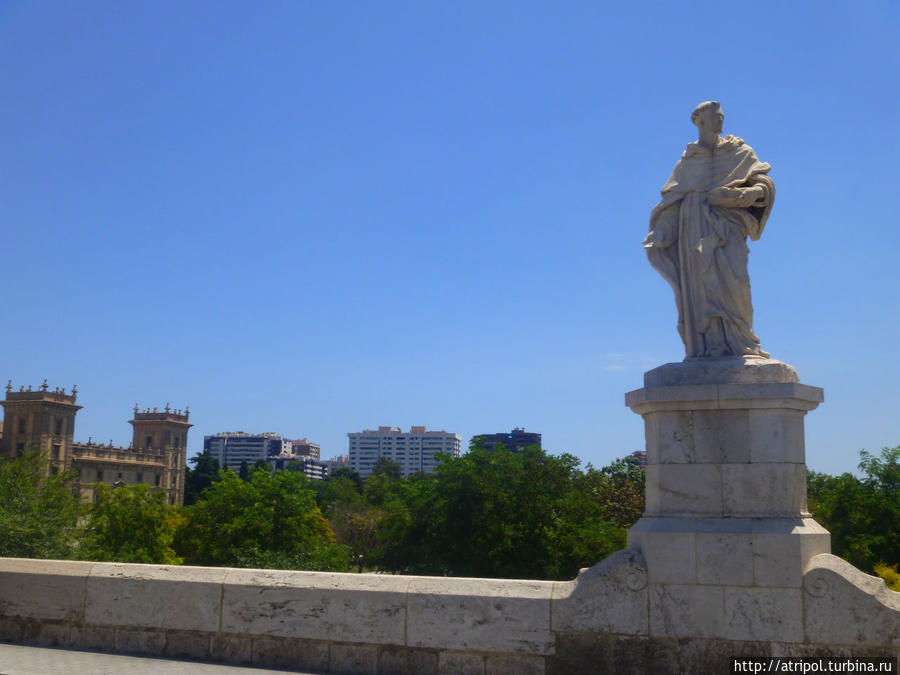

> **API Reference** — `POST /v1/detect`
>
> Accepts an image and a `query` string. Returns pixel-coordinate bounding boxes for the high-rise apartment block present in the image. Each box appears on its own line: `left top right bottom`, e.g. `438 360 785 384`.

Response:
474 427 542 453
204 431 327 479
291 438 320 460
348 426 461 479
0 381 190 505
203 432 288 472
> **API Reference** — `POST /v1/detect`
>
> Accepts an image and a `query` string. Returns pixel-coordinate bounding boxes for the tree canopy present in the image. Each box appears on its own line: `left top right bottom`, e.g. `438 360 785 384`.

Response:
808 445 900 573
81 482 182 564
174 468 347 571
0 449 82 559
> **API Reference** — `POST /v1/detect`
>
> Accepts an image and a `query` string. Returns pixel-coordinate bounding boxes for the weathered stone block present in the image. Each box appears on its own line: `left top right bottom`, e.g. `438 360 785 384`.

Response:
551 548 648 635
251 636 330 671
22 621 70 647
657 463 722 515
0 557 93 622
648 584 724 638
612 635 681 675
222 569 408 644
804 554 900 646
0 616 24 642
643 463 661 513
721 463 807 516
752 518 830 587
628 518 696 584
647 411 695 463
85 563 224 632
748 408 806 463
114 627 166 655
69 624 116 652
210 634 252 664
692 409 751 463
378 645 439 675
164 629 210 660
406 577 554 655
547 633 614 675
331 642 379 675
675 637 771 673
484 653 545 675
724 587 803 642
695 525 753 586
438 651 485 674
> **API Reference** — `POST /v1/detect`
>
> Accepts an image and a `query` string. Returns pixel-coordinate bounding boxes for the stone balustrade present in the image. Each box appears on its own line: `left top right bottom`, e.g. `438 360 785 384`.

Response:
0 550 898 673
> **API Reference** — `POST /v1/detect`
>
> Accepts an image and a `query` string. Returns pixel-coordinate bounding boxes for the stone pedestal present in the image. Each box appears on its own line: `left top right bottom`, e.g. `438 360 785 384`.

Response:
625 358 832 640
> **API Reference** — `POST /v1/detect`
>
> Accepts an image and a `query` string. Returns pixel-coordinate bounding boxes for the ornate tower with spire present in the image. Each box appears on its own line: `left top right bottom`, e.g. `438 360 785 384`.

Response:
129 404 192 505
1 380 81 474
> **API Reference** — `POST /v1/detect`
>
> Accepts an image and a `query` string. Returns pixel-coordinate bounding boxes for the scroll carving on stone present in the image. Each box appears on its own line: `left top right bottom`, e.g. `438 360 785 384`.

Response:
644 101 775 359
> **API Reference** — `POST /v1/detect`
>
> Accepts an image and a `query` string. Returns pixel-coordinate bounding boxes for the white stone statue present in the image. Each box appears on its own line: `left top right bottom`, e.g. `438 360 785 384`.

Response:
644 101 775 359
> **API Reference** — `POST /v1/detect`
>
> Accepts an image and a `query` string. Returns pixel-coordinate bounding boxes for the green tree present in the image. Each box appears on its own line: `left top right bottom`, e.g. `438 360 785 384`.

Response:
808 446 900 572
372 457 402 480
80 483 182 564
328 466 364 493
0 449 82 559
175 468 348 570
184 450 221 506
329 501 386 572
313 475 366 514
238 460 251 481
377 445 625 580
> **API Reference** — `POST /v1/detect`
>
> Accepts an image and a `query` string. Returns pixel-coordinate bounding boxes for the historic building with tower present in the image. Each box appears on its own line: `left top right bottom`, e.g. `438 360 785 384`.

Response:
0 380 191 505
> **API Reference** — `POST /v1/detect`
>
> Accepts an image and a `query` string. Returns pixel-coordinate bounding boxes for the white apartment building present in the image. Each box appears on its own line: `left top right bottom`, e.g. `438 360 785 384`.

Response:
203 432 291 472
347 426 462 479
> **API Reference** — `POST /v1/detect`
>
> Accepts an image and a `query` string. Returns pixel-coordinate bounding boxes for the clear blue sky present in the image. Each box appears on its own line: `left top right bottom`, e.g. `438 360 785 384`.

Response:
2 1 897 475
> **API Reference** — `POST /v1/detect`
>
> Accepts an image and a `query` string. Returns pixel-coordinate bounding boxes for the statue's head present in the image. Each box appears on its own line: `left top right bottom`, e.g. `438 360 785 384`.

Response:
691 101 723 134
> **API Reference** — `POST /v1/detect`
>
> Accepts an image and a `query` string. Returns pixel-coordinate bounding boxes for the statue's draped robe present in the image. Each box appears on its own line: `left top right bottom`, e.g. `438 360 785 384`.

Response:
645 135 775 358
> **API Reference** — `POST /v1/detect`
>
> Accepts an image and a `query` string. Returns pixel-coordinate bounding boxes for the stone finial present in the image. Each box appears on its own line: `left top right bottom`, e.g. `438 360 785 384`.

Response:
165 402 171 413
27 385 32 392
61 388 66 395
19 385 24 392
185 406 190 419
5 380 11 393
134 404 139 415
72 384 78 398
153 407 158 413
41 379 48 392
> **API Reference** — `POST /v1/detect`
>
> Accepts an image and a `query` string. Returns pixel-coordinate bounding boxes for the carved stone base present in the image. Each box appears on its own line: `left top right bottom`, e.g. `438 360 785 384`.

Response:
625 358 834 639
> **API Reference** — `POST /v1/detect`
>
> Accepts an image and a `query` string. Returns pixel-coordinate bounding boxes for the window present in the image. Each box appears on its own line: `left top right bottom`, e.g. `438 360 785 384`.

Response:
17 418 25 434
97 470 104 481
50 466 58 475
137 472 143 483
51 444 61 460
146 435 153 448
155 474 161 486
117 472 122 480
54 418 62 435
16 443 24 456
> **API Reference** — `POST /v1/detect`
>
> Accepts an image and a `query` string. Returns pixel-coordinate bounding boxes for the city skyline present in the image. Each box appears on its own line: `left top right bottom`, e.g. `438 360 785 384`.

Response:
2 2 897 476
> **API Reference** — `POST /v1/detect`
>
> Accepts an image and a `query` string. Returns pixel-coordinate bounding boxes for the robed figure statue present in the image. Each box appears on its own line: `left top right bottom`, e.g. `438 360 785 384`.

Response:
644 101 775 359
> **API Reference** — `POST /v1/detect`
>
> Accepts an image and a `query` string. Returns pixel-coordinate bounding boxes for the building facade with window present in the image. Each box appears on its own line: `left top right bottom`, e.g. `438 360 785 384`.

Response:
474 427 542 453
0 381 190 505
270 455 328 480
204 432 326 478
348 426 462 479
291 438 321 460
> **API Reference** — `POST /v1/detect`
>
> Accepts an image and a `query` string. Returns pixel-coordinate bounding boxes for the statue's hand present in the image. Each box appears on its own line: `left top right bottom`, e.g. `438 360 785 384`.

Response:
643 229 671 249
707 187 741 207
735 185 765 207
